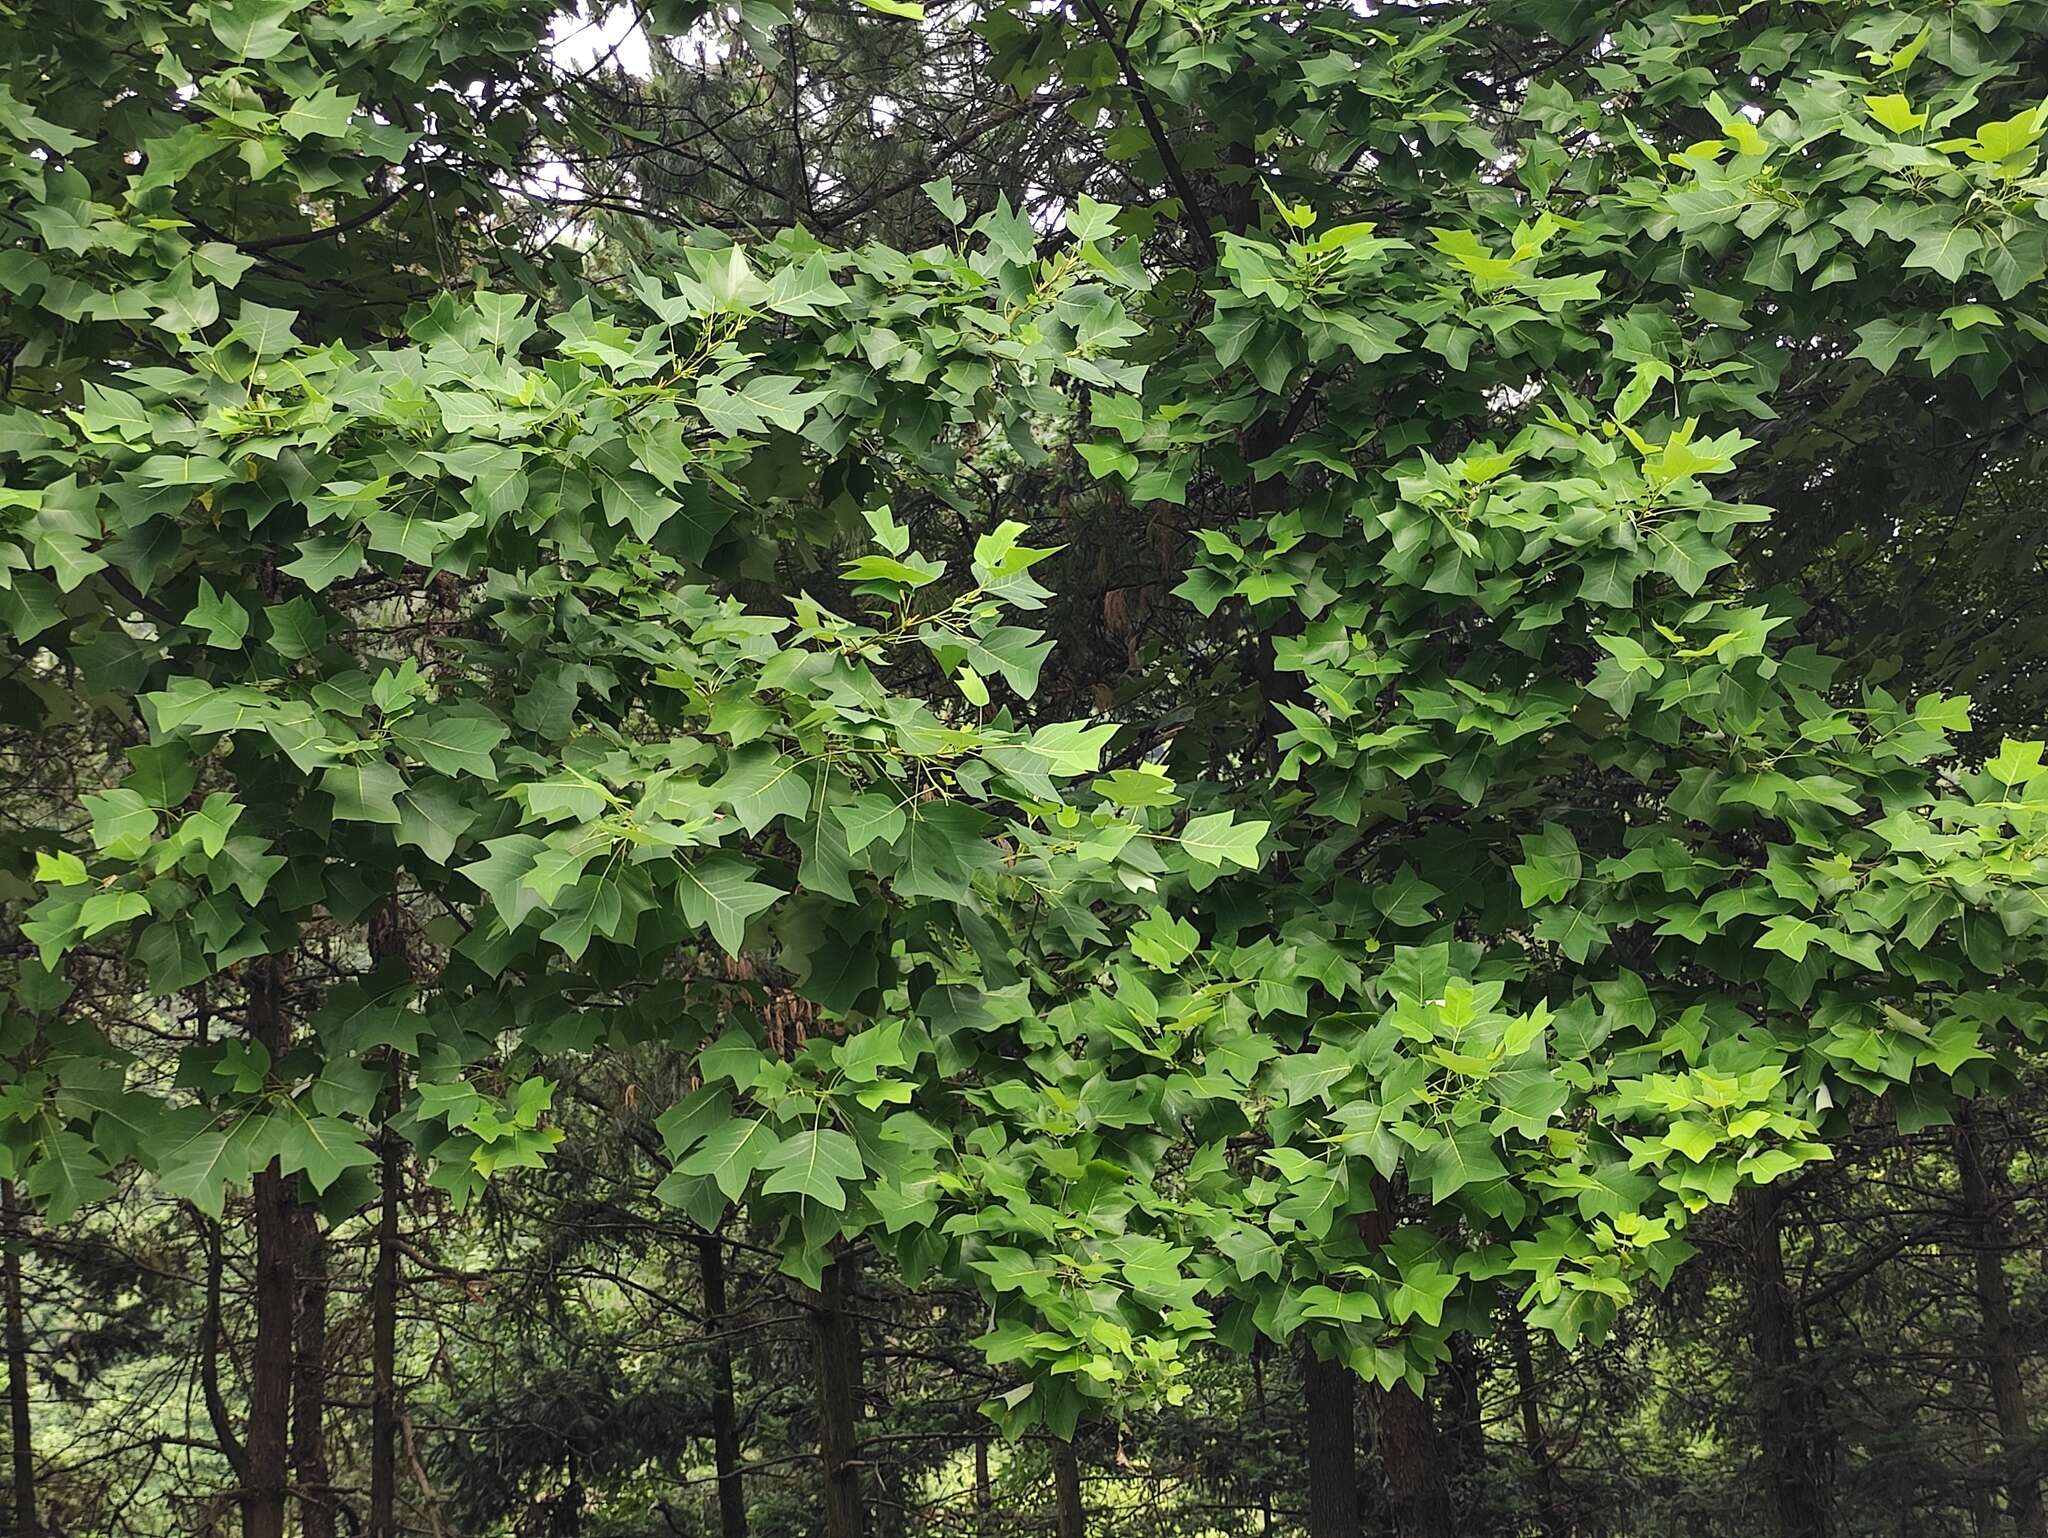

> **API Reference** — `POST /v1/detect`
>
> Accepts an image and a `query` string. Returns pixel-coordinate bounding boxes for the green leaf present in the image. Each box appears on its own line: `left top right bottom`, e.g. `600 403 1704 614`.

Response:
187 580 250 649
835 1021 906 1083
677 1117 779 1200
78 889 149 938
835 793 907 854
277 1114 377 1192
1387 1262 1458 1327
760 1128 866 1209
229 302 301 358
1409 1126 1509 1205
1179 812 1268 869
1756 915 1822 963
695 374 823 436
1863 93 1926 133
395 778 480 864
1065 194 1122 243
599 471 680 540
655 1086 733 1158
1514 824 1582 906
322 763 405 824
279 86 358 140
84 789 156 857
1848 318 1927 374
35 851 87 887
125 743 196 808
843 553 946 589
391 709 506 780
678 856 784 955
155 1119 266 1218
264 597 328 660
712 747 812 835
1987 739 2044 786
24 1133 112 1225
209 0 298 58
1372 865 1444 927
281 536 364 592
1130 909 1199 970
983 721 1117 781
922 177 966 223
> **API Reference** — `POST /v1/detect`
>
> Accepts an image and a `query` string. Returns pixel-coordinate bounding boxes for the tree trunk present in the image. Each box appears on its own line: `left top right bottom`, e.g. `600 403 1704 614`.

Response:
1358 1177 1454 1538
1743 1183 1832 1538
974 1437 991 1532
1506 1310 1566 1537
196 1214 249 1483
368 896 407 1538
1300 1344 1359 1538
700 1238 748 1538
810 1256 865 1538
1956 1106 2044 1537
1371 1381 1456 1538
1253 1339 1275 1535
187 993 251 1506
1444 1333 1487 1522
245 959 293 1538
291 1202 335 1538
1052 1437 1085 1538
367 1120 402 1538
559 1452 584 1535
3 1182 35 1538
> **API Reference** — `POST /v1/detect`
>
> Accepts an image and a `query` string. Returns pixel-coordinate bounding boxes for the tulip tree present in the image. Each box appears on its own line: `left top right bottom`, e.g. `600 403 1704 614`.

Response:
5 0 2048 1531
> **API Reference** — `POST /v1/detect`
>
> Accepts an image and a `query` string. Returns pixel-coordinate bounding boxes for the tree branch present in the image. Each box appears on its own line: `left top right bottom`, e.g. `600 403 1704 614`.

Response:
1074 0 1217 266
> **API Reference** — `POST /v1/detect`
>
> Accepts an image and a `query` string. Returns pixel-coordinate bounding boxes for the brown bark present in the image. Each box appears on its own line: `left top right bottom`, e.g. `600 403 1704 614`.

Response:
1300 1344 1360 1538
368 899 408 1538
700 1238 748 1538
1506 1309 1566 1537
368 1121 402 1538
1372 1381 1456 1538
1743 1183 1833 1538
1444 1334 1487 1486
1052 1437 1085 1538
1956 1106 2044 1537
290 1202 335 1538
245 959 293 1538
1359 1179 1455 1538
3 1182 36 1538
195 1214 249 1482
974 1437 991 1532
1253 1340 1275 1535
810 1256 865 1538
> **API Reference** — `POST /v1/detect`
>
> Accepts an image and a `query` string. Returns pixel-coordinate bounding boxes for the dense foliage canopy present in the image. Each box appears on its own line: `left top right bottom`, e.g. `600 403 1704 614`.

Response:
3 0 2048 1533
